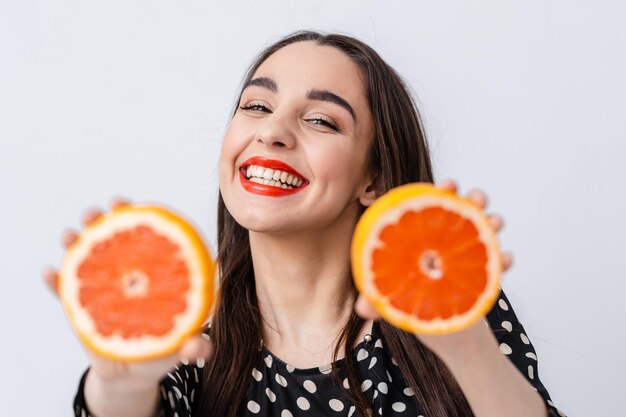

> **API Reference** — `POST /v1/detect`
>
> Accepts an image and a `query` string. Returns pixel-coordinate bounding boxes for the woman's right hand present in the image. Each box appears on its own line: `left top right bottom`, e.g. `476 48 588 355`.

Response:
43 198 213 417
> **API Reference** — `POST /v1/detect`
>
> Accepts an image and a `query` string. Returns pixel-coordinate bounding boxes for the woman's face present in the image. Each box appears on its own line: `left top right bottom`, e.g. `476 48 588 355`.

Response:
219 41 375 234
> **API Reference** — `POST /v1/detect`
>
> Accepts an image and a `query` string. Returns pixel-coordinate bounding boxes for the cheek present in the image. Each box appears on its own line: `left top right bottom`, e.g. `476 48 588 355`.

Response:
306 141 368 188
219 122 247 176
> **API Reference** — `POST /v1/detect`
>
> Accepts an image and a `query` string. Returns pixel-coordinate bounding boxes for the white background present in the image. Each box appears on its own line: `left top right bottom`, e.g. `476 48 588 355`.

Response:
1 1 624 415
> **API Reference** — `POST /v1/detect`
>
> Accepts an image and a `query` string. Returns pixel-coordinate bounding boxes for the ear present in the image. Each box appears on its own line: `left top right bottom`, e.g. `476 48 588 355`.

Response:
358 173 383 207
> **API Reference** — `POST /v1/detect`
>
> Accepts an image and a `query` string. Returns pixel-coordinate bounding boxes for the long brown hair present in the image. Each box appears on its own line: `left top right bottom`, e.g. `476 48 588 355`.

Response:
199 30 473 417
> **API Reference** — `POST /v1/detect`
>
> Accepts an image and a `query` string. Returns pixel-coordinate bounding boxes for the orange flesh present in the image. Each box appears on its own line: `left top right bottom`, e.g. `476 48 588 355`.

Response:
76 225 190 339
372 207 488 320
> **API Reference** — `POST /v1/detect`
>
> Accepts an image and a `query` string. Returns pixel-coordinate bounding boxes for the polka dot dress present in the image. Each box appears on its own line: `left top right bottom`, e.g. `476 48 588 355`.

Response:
73 289 566 416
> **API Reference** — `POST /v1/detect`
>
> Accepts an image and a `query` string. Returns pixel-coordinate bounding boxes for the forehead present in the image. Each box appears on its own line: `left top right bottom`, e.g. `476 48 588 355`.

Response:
251 41 368 107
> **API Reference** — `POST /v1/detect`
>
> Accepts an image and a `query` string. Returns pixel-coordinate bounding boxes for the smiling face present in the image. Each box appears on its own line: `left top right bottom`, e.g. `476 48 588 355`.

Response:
219 41 376 234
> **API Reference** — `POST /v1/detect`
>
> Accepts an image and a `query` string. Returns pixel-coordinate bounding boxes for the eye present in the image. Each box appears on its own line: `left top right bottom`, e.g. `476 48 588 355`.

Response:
239 103 271 113
304 116 340 132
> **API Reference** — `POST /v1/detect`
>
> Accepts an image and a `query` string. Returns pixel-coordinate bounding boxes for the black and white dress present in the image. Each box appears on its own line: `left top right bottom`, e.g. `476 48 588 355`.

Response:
73 290 566 416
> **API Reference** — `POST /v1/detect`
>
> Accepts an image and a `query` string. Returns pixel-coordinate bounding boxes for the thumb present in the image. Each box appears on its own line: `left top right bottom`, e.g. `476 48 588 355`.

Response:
355 295 381 320
178 333 214 366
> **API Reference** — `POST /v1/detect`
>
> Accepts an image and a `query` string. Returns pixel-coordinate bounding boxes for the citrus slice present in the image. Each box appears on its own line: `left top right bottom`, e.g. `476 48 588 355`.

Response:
352 183 501 335
58 204 215 361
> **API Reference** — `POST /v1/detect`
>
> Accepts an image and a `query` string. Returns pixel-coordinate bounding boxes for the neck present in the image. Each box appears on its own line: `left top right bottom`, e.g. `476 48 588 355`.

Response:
250 215 361 368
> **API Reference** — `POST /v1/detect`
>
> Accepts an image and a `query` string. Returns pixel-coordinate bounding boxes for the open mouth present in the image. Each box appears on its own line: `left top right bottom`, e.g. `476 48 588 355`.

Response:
242 164 306 189
239 156 309 195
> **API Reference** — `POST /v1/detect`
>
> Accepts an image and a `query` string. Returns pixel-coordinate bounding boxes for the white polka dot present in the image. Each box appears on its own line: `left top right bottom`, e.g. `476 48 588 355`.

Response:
264 355 273 368
369 357 377 369
378 382 388 394
201 332 210 341
357 348 369 361
281 410 293 417
391 356 398 366
378 408 382 415
386 370 393 382
498 298 509 311
172 386 182 399
526 352 537 360
247 400 260 413
286 364 295 373
196 357 205 368
297 397 310 410
392 402 406 412
329 399 344 411
520 333 530 345
499 343 513 355
403 387 414 396
501 321 512 332
275 373 288 387
528 365 535 380
303 380 317 393
373 389 378 399
180 358 189 365
266 387 276 402
343 378 350 389
319 364 332 374
348 405 356 417
557 409 567 417
252 368 262 381
374 339 383 348
361 379 372 391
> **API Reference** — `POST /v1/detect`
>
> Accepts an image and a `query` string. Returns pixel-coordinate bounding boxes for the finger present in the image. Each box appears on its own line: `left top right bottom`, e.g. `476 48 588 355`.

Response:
42 266 59 295
62 229 79 248
82 208 104 227
355 295 381 320
501 252 514 271
179 334 214 363
488 214 504 232
111 197 131 210
466 188 488 210
437 179 458 194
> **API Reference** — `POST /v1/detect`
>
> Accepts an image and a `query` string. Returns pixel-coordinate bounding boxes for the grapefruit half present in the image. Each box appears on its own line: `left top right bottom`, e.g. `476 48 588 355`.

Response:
352 183 502 334
59 204 215 361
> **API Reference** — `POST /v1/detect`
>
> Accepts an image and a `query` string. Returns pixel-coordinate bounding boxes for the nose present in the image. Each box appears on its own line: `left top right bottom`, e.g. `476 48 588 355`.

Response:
254 111 297 149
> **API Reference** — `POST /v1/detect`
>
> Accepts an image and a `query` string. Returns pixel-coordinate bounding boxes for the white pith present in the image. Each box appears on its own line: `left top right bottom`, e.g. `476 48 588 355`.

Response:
360 196 501 332
244 165 305 189
59 209 210 358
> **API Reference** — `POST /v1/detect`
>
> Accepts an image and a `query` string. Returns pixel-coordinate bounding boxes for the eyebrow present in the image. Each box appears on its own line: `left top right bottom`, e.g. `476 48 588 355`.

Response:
244 76 357 121
245 76 278 92
307 89 356 121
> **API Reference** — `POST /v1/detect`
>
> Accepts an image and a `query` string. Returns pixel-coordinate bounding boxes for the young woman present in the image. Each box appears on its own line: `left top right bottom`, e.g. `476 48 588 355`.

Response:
45 31 564 417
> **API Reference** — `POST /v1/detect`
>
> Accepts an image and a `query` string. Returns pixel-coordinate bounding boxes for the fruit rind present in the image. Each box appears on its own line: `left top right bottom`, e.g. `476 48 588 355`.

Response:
352 183 502 335
58 204 215 361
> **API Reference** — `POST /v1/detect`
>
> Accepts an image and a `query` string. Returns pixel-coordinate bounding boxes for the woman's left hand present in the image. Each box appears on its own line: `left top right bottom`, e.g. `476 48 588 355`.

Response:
354 179 513 359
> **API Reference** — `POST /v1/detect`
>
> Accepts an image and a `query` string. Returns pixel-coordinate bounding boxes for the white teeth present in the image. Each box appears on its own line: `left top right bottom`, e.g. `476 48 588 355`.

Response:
243 164 306 189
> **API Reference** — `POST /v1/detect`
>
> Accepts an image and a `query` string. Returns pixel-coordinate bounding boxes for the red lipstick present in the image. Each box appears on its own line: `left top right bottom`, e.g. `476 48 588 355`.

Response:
239 156 309 197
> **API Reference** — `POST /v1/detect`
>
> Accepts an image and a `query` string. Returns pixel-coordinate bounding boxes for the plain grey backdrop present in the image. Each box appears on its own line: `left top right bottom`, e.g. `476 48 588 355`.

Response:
1 1 624 415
